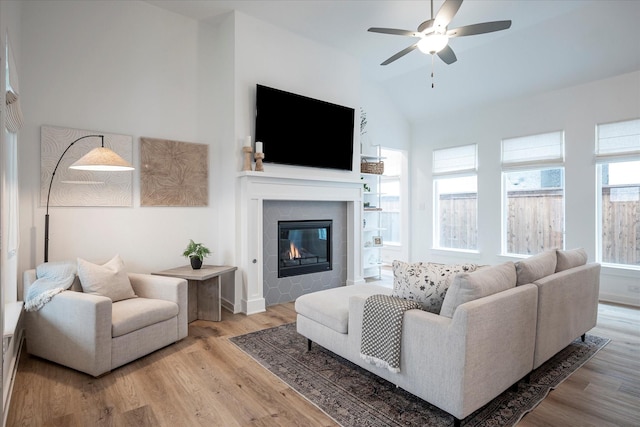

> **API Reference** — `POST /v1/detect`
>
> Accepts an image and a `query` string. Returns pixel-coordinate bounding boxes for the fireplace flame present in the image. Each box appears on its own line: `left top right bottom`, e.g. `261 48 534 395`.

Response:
289 241 301 259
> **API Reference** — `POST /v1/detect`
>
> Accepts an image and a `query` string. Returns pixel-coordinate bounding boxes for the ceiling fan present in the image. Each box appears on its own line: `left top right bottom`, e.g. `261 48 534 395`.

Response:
368 0 512 66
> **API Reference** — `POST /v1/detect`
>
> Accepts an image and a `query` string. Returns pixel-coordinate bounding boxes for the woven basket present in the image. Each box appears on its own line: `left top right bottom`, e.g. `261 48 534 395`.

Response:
360 159 384 175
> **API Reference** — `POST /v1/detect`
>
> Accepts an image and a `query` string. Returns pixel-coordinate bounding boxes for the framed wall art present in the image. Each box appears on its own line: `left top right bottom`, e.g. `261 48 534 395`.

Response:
140 137 209 207
40 125 133 207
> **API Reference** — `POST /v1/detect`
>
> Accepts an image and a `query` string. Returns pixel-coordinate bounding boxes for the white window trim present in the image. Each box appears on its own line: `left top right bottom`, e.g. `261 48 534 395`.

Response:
594 118 640 269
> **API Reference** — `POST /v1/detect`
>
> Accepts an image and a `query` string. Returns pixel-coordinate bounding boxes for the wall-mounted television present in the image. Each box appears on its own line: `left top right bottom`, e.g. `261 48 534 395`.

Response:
255 84 355 171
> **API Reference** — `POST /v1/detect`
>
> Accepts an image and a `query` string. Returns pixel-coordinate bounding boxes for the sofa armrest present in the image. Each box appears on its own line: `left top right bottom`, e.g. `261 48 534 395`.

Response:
348 283 538 419
129 273 186 301
25 291 112 377
128 273 188 339
422 283 538 418
532 263 600 368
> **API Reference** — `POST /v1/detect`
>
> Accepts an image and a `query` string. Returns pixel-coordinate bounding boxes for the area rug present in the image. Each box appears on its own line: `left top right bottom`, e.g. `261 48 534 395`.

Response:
230 323 609 427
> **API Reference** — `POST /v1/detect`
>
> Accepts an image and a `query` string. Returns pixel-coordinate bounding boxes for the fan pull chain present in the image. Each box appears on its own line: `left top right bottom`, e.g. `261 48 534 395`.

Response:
431 54 435 88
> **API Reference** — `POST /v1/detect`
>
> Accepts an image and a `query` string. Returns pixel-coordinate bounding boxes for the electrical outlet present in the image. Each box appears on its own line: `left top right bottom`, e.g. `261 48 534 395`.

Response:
628 285 640 293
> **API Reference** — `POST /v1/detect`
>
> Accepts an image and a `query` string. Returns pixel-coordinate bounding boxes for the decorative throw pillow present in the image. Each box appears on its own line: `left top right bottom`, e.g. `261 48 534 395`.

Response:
555 248 588 272
439 261 517 318
392 260 478 313
77 254 137 302
514 250 557 286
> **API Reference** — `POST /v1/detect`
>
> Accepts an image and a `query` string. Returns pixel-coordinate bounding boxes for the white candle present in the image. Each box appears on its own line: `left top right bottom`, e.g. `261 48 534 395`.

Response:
245 135 251 147
256 141 263 153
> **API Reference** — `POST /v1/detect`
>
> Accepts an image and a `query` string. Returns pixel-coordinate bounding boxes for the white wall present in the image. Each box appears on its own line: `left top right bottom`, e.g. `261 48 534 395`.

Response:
15 2 411 312
361 80 411 264
411 70 640 306
233 11 361 176
360 80 410 153
18 1 220 285
230 11 362 311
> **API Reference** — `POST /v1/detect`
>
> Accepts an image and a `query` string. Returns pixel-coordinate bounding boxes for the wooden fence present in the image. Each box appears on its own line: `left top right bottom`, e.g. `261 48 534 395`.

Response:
601 185 640 266
438 193 478 250
438 185 639 266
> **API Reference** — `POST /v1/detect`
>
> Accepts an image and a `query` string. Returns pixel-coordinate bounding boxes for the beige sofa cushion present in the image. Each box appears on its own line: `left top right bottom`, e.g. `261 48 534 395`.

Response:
555 248 588 272
515 250 557 286
439 261 516 318
78 255 137 302
391 260 477 313
112 298 179 337
295 284 390 334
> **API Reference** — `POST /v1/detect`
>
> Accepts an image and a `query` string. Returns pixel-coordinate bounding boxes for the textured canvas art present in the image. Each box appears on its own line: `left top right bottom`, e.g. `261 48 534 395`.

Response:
40 125 133 207
140 137 208 207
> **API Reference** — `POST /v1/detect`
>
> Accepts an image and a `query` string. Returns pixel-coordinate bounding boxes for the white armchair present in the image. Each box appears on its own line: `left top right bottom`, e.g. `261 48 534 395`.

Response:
23 270 188 377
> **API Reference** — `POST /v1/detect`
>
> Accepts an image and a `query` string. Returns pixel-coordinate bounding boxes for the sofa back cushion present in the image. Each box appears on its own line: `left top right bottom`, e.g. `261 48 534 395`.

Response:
515 250 557 286
391 260 477 313
555 248 588 272
439 261 517 318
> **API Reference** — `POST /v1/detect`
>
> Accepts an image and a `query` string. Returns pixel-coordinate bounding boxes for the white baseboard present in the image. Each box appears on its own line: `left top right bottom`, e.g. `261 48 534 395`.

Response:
600 293 640 308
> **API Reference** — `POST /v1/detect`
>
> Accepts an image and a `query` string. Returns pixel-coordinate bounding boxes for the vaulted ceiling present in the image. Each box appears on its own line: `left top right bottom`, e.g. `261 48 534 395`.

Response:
146 0 640 122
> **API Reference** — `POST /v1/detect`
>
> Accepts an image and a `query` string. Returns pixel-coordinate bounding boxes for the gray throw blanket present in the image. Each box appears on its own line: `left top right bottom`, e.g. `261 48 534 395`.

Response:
25 261 76 312
360 294 421 373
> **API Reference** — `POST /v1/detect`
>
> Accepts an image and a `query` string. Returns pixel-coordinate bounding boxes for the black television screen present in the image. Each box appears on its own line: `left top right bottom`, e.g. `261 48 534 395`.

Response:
255 84 355 171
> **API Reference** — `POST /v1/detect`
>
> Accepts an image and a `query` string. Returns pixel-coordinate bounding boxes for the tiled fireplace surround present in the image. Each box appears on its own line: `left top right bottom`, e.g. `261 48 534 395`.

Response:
238 172 364 314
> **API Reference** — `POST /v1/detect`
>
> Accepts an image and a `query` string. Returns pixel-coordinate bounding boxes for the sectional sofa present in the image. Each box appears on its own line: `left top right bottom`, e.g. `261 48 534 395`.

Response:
295 249 600 425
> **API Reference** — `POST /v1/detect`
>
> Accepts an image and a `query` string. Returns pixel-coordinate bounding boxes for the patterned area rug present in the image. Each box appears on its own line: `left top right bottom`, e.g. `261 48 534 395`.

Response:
230 323 609 427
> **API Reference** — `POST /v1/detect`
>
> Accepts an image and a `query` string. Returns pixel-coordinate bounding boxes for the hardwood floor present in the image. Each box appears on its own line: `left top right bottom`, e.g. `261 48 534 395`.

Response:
7 302 640 426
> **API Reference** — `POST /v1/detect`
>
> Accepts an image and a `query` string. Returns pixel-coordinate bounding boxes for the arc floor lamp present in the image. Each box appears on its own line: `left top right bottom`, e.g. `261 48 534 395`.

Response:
44 134 134 262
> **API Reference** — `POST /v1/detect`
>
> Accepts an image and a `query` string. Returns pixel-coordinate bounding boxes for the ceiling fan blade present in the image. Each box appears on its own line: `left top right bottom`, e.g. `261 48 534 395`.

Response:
434 0 463 29
437 44 457 65
417 19 435 33
368 27 420 37
447 20 512 38
381 43 419 65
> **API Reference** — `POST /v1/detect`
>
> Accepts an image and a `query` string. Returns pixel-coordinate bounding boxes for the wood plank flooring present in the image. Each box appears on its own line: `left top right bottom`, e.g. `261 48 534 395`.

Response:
6 302 640 426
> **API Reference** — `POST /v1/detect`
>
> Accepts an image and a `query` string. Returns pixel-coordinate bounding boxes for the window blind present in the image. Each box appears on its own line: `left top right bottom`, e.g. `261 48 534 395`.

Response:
432 144 477 176
596 118 640 162
5 34 24 132
502 131 564 167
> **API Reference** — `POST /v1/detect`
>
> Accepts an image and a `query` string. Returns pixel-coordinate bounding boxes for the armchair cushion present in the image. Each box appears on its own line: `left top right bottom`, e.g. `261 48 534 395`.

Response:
111 298 179 337
77 255 137 302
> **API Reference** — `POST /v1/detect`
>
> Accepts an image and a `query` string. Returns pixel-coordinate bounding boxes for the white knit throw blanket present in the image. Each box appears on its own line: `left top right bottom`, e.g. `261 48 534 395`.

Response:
360 294 421 373
25 261 76 312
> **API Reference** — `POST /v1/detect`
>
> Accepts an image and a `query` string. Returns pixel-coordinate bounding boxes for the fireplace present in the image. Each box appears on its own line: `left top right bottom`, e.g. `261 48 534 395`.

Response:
278 220 332 277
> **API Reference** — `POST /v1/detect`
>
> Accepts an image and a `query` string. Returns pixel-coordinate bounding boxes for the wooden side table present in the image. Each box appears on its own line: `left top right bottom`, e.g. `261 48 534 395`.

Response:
152 265 237 322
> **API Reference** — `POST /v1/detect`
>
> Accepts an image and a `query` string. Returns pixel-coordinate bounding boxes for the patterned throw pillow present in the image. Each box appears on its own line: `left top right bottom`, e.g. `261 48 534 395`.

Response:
391 260 478 313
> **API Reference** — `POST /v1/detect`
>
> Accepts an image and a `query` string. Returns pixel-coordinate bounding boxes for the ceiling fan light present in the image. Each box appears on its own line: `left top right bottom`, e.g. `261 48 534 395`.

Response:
417 33 448 54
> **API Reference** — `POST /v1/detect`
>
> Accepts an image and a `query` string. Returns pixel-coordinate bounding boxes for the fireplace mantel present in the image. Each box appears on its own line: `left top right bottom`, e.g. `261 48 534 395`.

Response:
238 171 365 314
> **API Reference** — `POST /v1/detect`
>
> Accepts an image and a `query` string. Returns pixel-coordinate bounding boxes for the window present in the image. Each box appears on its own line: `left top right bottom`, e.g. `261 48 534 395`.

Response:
433 144 478 251
502 132 565 255
596 119 640 268
379 148 402 245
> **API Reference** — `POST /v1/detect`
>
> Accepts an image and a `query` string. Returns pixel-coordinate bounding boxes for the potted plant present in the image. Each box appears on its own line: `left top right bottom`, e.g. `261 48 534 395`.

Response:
182 239 211 270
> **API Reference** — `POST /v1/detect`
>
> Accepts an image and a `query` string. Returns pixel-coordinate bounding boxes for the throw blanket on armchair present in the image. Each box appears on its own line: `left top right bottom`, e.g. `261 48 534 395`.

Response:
360 294 421 373
25 261 76 312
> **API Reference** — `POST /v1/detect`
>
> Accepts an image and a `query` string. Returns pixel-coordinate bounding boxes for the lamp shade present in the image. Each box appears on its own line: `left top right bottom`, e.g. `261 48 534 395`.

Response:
417 34 449 54
69 147 134 171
